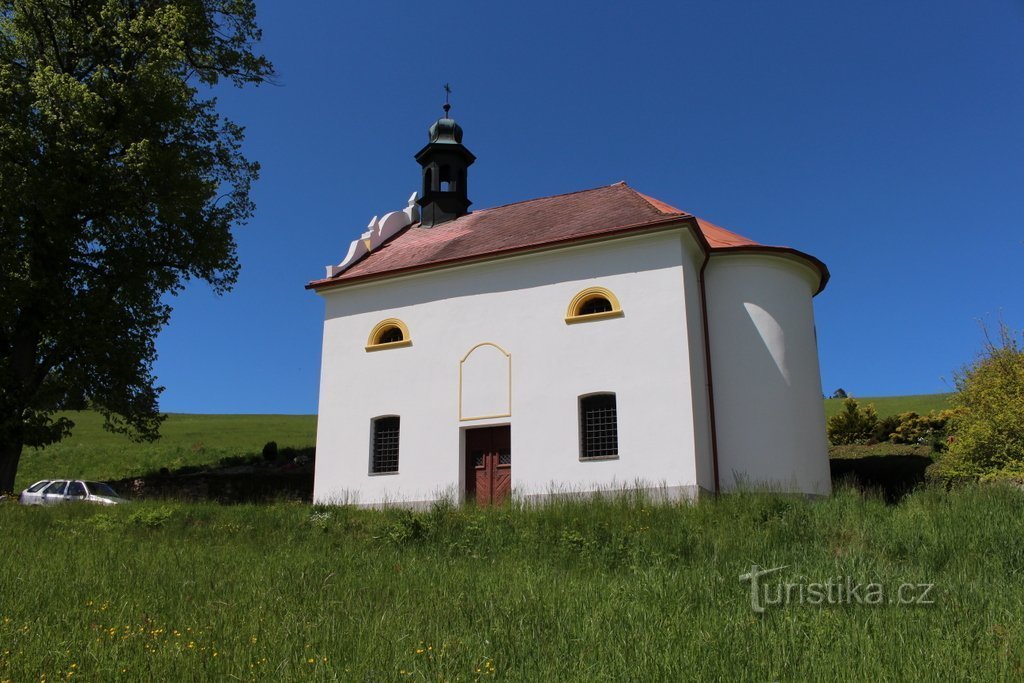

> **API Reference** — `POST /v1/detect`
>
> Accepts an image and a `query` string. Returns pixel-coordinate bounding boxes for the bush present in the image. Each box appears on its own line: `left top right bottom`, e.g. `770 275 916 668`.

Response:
936 323 1024 481
827 398 879 445
872 414 902 443
891 410 955 448
262 440 279 462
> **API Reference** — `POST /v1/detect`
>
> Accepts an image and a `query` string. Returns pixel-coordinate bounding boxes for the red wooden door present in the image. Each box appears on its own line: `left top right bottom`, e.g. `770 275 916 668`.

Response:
465 426 511 505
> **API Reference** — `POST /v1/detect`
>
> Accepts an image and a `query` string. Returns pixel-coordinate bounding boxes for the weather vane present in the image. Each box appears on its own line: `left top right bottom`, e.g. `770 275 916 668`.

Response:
443 83 451 116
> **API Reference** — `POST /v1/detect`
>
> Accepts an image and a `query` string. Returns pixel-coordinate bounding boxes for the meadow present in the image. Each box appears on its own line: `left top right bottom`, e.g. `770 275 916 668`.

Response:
822 393 952 419
5 393 1007 682
15 412 316 492
2 485 1023 681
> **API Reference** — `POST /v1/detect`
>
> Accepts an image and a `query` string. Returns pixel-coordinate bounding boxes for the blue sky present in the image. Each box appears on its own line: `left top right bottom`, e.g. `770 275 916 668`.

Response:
153 0 1024 414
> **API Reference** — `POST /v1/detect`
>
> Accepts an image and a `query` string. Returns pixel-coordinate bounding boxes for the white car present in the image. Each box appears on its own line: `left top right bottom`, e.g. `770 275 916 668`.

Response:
19 479 125 506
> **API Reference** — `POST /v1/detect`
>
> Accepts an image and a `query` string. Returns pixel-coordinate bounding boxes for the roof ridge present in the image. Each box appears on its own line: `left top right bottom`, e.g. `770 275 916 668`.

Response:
469 182 630 215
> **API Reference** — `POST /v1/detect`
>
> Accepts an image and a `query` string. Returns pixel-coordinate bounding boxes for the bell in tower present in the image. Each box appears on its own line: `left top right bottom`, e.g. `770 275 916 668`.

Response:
415 93 475 228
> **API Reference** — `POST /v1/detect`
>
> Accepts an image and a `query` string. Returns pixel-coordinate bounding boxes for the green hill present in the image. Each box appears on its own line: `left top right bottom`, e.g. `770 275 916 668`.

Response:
16 411 316 491
823 393 952 419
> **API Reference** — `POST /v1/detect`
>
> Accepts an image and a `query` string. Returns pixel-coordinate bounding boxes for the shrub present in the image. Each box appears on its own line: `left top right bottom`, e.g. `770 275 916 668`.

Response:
872 414 902 443
827 398 879 445
262 440 279 462
891 410 955 448
936 323 1024 482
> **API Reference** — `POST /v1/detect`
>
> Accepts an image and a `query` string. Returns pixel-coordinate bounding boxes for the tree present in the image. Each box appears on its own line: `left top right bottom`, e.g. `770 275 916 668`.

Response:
830 388 848 399
942 323 1024 475
826 398 878 445
0 0 273 493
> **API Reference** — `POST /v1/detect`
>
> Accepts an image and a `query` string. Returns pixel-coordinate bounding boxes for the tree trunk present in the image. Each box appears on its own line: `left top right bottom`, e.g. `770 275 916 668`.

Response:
0 438 23 495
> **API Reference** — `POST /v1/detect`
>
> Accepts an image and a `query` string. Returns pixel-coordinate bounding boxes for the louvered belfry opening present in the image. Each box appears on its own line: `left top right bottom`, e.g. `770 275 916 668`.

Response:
415 105 475 228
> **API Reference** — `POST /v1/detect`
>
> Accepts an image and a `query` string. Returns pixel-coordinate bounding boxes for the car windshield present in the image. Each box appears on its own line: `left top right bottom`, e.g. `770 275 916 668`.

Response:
26 481 50 493
85 482 120 498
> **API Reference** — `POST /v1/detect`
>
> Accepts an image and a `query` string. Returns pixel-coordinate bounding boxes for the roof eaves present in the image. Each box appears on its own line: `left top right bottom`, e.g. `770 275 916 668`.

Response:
709 244 831 295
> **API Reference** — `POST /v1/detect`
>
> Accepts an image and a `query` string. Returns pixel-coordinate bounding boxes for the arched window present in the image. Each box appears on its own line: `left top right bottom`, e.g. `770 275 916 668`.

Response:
366 318 412 351
579 393 618 459
370 416 400 474
378 327 404 344
565 287 623 324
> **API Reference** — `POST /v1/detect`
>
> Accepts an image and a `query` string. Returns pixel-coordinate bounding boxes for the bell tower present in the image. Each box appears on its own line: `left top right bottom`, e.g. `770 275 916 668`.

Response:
415 90 475 227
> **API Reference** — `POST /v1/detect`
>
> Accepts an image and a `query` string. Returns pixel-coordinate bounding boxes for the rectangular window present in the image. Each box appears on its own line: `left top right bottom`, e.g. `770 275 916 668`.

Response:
580 393 618 459
371 416 401 474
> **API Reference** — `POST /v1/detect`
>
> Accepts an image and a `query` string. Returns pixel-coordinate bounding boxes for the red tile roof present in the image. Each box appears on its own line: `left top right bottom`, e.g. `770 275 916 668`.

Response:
308 182 827 292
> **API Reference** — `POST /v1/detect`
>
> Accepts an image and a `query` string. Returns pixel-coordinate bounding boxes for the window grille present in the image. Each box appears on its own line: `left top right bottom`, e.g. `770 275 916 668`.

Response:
580 394 618 458
366 319 411 350
579 296 613 315
377 327 404 344
372 416 400 473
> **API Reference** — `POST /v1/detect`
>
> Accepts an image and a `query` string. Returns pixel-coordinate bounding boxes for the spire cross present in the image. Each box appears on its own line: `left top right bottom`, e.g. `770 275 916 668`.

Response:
443 83 451 116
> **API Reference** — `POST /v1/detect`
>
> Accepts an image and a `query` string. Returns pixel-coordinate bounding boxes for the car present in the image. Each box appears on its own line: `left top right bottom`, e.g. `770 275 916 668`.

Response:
19 479 126 506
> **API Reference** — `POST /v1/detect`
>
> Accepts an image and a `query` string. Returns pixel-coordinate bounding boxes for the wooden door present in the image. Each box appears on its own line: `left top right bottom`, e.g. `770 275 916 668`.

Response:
465 426 511 505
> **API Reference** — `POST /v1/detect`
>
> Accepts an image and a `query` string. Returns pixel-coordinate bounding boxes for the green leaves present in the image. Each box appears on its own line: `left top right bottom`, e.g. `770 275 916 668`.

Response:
0 0 273 491
947 324 1024 471
826 398 879 445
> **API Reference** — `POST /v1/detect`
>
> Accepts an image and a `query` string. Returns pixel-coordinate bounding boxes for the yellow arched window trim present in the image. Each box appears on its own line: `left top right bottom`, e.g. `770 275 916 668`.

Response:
365 318 412 351
565 287 624 324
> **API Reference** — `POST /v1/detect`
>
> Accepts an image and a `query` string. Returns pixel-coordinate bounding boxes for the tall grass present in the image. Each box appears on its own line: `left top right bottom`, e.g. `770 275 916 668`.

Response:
2 484 1023 681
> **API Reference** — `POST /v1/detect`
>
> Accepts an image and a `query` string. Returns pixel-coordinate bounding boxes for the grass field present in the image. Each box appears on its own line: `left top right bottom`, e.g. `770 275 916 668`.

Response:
823 393 952 419
2 485 1023 681
16 412 316 492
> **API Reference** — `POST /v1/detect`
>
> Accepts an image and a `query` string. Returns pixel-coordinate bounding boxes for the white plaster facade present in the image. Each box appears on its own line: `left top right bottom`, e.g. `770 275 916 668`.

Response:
312 221 830 506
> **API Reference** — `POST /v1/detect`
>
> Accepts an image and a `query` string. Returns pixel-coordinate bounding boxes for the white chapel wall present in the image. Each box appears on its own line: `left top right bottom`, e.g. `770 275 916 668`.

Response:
313 230 704 506
704 253 831 495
